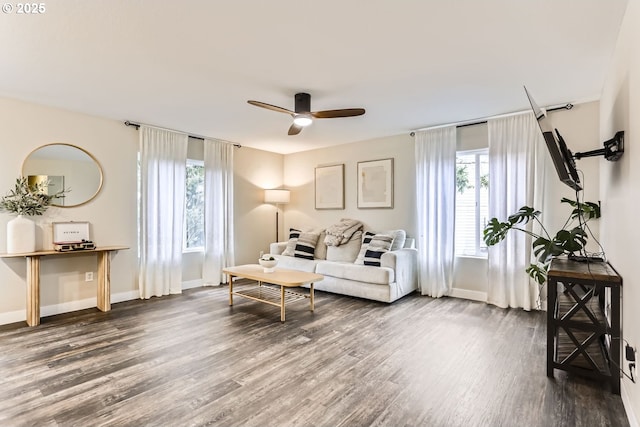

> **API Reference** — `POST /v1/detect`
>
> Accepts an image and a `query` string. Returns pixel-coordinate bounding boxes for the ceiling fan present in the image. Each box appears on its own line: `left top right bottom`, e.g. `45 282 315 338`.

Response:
247 92 365 136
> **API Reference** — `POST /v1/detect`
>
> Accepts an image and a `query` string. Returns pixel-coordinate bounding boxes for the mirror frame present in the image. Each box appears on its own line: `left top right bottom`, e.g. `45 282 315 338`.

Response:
21 143 104 208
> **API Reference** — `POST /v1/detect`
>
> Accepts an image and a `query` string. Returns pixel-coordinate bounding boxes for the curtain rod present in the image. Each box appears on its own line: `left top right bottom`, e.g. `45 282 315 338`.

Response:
124 121 242 148
409 102 573 136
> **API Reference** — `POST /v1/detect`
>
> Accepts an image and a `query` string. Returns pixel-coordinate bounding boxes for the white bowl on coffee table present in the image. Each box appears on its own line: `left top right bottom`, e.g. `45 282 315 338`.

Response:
258 258 278 273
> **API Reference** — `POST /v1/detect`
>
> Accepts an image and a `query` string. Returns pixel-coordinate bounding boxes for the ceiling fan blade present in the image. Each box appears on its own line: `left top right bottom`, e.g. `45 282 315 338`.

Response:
288 123 303 136
248 100 294 115
312 108 366 119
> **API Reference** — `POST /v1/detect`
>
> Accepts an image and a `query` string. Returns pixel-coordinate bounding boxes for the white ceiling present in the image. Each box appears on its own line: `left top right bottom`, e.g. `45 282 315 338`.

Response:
0 0 628 154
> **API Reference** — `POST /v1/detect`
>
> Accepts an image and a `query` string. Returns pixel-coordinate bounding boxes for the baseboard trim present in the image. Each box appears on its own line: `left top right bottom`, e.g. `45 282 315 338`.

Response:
622 380 639 427
450 288 487 302
0 289 140 326
0 309 25 326
0 281 224 326
112 290 140 304
182 279 205 290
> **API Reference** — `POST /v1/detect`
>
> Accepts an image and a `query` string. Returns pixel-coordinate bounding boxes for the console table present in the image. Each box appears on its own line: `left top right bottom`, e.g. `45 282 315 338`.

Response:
0 246 129 326
547 258 622 394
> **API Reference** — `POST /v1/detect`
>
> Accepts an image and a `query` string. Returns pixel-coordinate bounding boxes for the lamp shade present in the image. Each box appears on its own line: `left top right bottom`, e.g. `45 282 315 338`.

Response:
264 189 290 204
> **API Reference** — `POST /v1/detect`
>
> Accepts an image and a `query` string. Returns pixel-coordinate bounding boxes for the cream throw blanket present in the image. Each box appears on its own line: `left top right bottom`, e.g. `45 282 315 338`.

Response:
324 219 363 246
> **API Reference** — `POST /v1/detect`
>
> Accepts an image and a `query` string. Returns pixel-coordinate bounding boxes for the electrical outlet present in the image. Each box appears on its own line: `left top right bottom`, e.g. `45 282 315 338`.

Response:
85 272 94 282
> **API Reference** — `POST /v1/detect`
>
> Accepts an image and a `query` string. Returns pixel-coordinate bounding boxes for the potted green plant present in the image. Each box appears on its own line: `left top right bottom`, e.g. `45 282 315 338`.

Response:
0 177 67 253
483 198 601 285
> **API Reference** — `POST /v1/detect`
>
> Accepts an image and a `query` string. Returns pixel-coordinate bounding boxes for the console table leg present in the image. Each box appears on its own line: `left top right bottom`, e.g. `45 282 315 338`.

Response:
228 276 234 306
26 256 40 326
97 251 111 312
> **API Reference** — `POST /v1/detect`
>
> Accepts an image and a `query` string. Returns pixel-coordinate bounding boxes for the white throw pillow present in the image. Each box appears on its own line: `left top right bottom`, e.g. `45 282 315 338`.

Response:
325 231 362 262
381 229 406 251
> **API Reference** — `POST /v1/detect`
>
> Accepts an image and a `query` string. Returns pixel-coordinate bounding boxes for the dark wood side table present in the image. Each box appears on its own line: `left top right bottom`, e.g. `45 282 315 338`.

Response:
0 246 129 326
547 258 622 394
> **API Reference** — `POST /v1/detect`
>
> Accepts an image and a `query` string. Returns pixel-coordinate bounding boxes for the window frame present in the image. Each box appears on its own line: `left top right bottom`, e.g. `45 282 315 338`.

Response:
183 159 205 253
455 148 489 258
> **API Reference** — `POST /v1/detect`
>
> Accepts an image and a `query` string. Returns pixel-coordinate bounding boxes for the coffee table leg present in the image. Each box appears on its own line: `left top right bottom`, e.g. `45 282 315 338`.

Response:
229 275 234 306
280 285 286 322
310 283 314 312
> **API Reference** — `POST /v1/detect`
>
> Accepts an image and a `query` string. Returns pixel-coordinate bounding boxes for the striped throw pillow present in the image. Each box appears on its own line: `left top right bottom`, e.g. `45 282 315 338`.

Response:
363 234 394 267
282 228 301 257
294 232 320 260
354 231 376 265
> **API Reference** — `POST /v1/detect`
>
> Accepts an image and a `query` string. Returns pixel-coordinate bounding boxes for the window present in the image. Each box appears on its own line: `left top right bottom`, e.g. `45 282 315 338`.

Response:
455 150 489 257
184 160 204 251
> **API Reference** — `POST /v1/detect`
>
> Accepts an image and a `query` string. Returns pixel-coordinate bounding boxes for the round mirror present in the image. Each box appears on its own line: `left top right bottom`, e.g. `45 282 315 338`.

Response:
22 143 103 207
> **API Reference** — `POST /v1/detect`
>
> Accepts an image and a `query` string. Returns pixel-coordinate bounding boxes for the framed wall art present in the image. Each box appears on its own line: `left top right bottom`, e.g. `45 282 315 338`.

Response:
315 164 344 209
357 158 394 209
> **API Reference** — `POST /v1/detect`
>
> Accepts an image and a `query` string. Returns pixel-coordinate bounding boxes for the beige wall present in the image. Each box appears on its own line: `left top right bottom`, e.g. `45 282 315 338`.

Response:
541 102 602 242
0 95 608 321
283 134 417 236
233 146 285 263
0 97 139 323
599 0 640 423
282 109 605 367
0 97 284 324
282 104 601 301
2 71 633 424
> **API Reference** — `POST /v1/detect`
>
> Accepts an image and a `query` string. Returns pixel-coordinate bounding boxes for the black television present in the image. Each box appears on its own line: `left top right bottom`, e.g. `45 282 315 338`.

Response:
524 86 582 191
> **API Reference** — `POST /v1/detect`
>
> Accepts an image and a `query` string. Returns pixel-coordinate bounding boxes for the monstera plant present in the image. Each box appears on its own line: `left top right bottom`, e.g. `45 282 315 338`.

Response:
483 198 601 285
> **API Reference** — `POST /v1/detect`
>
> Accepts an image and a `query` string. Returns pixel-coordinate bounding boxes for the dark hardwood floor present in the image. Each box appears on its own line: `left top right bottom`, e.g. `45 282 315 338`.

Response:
0 284 630 427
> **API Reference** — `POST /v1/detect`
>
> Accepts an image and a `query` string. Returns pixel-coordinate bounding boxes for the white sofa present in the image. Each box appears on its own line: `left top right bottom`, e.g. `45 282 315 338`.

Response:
269 229 418 303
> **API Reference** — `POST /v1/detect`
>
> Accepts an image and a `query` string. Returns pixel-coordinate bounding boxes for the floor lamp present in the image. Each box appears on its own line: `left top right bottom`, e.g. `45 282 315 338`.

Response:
264 189 290 242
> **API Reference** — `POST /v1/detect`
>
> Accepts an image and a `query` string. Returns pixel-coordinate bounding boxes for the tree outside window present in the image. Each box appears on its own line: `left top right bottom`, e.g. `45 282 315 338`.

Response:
185 161 204 250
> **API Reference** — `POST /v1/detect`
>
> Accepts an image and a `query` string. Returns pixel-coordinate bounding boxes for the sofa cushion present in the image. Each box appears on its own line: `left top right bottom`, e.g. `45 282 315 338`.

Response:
326 230 362 262
294 231 320 260
282 228 301 256
364 234 394 267
314 230 328 260
273 254 319 273
316 261 395 285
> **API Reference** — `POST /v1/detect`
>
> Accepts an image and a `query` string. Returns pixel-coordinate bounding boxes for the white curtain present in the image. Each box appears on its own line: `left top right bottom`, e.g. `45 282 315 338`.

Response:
202 139 235 285
415 126 457 297
487 113 545 310
138 126 189 299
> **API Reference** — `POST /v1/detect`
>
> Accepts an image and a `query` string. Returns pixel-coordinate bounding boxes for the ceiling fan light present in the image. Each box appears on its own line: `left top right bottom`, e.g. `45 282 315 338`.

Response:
293 114 313 127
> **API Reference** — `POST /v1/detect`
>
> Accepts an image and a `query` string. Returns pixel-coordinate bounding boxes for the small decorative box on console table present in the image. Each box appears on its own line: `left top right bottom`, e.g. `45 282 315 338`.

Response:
547 258 622 394
0 246 129 326
52 221 96 251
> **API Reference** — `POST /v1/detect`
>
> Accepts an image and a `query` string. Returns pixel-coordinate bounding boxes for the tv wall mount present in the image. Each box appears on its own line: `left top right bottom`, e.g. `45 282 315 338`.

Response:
574 131 624 161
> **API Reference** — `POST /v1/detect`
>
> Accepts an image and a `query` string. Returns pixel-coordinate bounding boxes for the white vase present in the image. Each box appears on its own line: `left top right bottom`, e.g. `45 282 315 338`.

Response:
7 214 36 254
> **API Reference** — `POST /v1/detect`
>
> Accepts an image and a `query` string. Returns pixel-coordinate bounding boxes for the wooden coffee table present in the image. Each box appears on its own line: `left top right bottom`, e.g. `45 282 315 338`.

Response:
223 264 323 322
